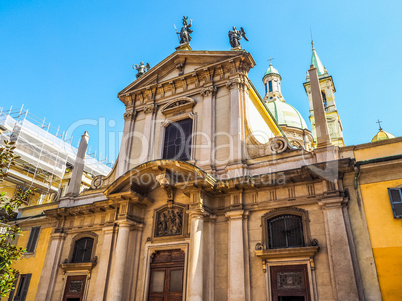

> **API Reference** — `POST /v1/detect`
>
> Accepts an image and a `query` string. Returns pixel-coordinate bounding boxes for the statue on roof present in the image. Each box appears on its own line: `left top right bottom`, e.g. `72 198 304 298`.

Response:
133 62 151 78
228 26 249 49
178 16 193 45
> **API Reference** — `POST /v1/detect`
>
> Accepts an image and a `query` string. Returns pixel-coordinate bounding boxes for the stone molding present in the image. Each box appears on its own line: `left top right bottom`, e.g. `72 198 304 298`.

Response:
160 97 195 115
255 246 319 260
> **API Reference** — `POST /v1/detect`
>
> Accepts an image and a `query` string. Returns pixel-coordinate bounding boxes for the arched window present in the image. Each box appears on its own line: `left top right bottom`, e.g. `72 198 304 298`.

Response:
71 237 94 263
267 215 304 249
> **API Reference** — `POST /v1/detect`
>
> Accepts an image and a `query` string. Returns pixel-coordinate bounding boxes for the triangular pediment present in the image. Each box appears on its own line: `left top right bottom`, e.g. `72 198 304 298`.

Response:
118 50 255 96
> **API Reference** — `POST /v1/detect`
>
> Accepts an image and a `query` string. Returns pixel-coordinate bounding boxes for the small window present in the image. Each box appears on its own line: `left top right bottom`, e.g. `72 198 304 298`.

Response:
71 237 94 263
321 91 328 111
26 227 40 253
268 215 304 249
11 274 31 301
268 81 273 92
388 188 402 218
163 118 193 161
265 83 268 94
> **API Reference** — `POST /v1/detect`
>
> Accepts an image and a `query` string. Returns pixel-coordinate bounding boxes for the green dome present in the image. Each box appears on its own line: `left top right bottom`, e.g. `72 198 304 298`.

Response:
371 129 396 142
267 100 308 129
264 63 279 77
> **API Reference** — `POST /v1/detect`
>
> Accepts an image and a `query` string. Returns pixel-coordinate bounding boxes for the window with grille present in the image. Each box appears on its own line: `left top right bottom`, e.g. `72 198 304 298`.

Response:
388 188 402 218
163 118 193 161
26 227 40 253
71 237 94 263
268 215 304 249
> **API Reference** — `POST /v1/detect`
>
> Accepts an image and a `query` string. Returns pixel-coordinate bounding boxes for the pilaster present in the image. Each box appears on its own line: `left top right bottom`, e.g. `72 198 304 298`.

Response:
117 107 137 177
93 226 115 301
35 232 66 301
106 221 134 301
187 207 208 301
199 85 217 173
225 210 247 301
319 196 359 300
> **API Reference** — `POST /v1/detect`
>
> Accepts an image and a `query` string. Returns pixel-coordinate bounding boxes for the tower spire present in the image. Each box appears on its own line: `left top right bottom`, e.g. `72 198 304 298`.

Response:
310 42 325 76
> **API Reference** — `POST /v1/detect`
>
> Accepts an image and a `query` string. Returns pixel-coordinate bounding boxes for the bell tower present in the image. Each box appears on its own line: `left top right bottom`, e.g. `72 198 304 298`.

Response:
303 42 344 147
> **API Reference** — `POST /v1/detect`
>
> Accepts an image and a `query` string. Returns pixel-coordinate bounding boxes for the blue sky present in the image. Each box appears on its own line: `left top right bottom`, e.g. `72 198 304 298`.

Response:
1 0 401 163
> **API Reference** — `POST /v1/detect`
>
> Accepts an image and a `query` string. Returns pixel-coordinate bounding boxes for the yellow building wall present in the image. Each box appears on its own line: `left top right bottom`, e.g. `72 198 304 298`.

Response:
4 227 52 301
354 141 402 161
360 179 402 301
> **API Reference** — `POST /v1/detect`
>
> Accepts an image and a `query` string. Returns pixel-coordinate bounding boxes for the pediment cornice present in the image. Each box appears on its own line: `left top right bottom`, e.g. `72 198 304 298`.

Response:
118 50 255 105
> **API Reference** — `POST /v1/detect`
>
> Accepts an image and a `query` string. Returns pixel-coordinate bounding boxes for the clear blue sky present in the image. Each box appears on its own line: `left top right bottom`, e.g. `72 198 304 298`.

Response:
1 0 401 163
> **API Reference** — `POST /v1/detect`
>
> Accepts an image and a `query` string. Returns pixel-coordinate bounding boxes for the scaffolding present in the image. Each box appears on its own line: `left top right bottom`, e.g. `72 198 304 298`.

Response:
0 106 112 204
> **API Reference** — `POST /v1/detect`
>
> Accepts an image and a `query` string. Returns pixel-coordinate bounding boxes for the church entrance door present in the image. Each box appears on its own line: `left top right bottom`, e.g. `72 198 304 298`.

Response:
148 249 185 301
270 265 311 301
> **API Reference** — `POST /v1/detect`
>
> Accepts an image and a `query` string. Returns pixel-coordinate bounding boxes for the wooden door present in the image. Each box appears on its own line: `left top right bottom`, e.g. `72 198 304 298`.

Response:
148 249 185 301
62 275 87 301
270 265 311 301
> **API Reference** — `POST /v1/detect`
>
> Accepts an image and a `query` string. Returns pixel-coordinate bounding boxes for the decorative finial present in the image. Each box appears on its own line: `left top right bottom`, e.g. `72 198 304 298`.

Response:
228 26 249 49
310 28 315 50
133 62 151 79
267 57 275 66
376 119 383 131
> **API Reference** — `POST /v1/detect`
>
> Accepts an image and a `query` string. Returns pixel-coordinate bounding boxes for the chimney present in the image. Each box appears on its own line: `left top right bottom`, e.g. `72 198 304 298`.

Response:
308 65 332 148
66 131 89 197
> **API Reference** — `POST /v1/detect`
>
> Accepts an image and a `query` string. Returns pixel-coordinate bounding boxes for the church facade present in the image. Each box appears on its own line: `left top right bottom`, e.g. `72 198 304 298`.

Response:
6 37 402 301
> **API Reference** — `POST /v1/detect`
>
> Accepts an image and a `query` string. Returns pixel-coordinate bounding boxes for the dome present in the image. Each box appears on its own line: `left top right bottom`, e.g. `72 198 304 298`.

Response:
264 63 280 77
371 129 396 142
267 100 308 130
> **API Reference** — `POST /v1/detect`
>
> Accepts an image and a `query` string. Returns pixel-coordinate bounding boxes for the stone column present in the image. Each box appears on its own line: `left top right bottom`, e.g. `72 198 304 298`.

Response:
320 197 359 300
35 232 66 301
93 226 115 301
116 108 136 177
106 221 131 301
199 85 217 172
187 209 207 301
226 210 246 301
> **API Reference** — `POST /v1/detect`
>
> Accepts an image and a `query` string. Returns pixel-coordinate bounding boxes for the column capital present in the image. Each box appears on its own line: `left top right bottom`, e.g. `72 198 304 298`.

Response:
143 103 157 114
318 196 348 209
200 85 217 98
116 219 137 228
50 232 67 240
102 225 115 234
225 209 246 220
187 207 209 219
123 110 136 121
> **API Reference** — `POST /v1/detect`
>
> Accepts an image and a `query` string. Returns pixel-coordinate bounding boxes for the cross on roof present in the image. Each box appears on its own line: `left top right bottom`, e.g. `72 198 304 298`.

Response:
376 119 383 130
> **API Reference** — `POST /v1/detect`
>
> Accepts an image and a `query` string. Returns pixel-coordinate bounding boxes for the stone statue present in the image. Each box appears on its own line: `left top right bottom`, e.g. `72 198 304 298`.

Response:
228 26 249 48
178 16 193 45
133 62 151 78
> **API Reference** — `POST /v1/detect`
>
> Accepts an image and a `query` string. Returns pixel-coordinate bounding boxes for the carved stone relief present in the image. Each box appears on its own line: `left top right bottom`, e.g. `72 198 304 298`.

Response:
155 206 183 237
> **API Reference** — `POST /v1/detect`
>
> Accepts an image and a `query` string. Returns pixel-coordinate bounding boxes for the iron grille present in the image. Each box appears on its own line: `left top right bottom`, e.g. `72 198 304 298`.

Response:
268 215 304 249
